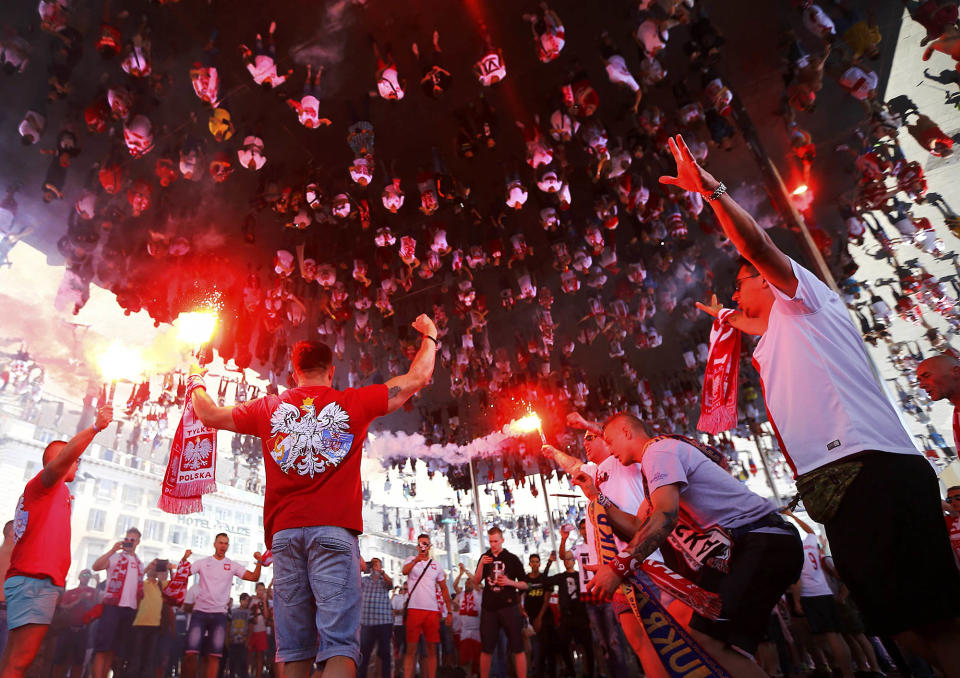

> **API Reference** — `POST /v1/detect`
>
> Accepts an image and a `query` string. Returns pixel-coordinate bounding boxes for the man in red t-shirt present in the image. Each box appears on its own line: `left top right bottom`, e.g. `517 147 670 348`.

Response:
944 486 960 568
189 314 438 678
0 405 112 678
917 354 960 453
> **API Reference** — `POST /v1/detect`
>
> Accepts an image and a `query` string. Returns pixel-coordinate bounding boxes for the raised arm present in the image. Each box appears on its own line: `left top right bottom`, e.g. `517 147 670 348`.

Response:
384 315 438 413
189 367 240 432
93 541 123 572
41 406 112 487
242 552 263 582
660 134 797 296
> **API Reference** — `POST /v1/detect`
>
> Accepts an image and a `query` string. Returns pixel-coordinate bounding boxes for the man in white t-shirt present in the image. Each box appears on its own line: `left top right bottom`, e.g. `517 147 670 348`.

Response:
666 131 960 675
401 534 452 678
91 528 145 678
391 585 408 656
785 511 854 678
584 414 802 678
183 533 262 678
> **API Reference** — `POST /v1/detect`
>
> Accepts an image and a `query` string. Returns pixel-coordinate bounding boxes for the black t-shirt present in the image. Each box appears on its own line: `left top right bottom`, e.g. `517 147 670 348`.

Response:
521 563 555 619
477 548 526 610
548 571 585 617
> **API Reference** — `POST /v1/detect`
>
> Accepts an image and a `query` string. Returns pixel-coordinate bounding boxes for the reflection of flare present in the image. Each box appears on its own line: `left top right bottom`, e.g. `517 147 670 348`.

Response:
175 312 218 347
504 413 546 443
96 341 144 381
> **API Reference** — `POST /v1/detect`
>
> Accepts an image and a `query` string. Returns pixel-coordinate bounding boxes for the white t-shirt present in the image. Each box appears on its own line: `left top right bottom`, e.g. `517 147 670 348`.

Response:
455 589 482 639
108 553 143 610
377 67 405 100
643 438 775 529
190 556 246 614
839 66 878 100
391 593 407 626
476 53 506 86
799 533 833 597
753 259 918 476
593 456 653 554
571 542 593 594
403 558 445 612
605 55 640 93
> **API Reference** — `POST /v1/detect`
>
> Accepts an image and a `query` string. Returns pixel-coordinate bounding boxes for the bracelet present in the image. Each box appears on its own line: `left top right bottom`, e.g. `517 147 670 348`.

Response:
609 550 639 578
596 493 612 509
93 422 106 434
424 335 439 346
705 181 727 202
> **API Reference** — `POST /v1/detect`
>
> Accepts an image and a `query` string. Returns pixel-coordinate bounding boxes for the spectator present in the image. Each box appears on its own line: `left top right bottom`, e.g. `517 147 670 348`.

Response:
91 527 145 678
248 582 270 678
402 535 452 678
227 593 250 678
50 569 97 678
359 558 394 678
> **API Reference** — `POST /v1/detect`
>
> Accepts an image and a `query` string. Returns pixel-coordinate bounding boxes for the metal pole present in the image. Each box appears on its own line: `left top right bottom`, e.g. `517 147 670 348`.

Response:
468 459 485 554
752 432 782 506
539 474 558 552
444 514 455 572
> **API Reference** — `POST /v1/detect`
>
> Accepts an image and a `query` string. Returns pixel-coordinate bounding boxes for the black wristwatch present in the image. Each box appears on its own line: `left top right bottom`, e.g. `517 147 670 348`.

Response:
425 335 439 346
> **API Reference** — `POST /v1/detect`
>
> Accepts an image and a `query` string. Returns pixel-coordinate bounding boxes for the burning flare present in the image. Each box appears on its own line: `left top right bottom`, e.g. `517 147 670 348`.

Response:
96 341 144 382
175 311 218 347
503 413 546 443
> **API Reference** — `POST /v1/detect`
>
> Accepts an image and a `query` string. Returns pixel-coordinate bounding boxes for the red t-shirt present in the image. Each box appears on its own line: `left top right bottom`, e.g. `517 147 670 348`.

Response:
7 473 73 587
232 385 388 546
946 514 960 568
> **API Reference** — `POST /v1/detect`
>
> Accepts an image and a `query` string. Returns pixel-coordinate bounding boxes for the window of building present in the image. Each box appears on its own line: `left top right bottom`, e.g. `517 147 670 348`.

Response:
87 509 106 532
23 461 38 481
191 531 208 549
33 428 56 444
94 479 118 501
115 514 138 536
143 519 164 542
121 485 143 508
169 525 187 546
84 539 107 570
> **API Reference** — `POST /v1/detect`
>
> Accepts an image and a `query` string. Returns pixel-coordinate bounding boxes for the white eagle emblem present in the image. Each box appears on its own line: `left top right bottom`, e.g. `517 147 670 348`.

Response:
182 439 213 470
269 398 354 477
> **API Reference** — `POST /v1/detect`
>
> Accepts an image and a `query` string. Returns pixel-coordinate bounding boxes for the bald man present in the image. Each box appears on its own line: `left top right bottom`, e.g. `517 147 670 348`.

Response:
917 354 960 451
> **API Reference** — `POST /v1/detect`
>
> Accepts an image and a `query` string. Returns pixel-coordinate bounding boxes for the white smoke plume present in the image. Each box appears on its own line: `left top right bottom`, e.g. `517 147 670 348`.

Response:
365 420 536 466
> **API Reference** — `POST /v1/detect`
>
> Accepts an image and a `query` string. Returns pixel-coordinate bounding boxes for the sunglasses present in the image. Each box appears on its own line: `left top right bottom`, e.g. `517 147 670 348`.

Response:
733 273 760 293
584 432 597 442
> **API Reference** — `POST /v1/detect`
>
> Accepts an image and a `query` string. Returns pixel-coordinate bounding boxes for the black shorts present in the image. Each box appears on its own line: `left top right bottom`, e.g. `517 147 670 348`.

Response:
53 627 86 666
835 597 865 635
801 595 840 634
479 606 524 655
825 452 960 636
689 527 803 656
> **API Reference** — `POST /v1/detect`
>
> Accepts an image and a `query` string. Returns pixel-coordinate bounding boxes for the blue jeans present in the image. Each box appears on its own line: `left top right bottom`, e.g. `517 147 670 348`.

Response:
358 623 392 678
186 611 228 657
271 525 362 666
586 601 627 678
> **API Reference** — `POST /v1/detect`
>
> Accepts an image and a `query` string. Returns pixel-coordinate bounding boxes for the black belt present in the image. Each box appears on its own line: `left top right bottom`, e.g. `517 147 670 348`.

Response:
728 512 793 541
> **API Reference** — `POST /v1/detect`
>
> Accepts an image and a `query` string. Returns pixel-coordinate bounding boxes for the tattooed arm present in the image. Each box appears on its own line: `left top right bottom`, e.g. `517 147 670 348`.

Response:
586 484 681 601
384 314 439 413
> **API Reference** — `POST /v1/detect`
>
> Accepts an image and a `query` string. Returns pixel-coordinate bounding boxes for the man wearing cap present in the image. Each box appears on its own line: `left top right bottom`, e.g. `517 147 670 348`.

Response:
0 405 112 678
51 570 98 678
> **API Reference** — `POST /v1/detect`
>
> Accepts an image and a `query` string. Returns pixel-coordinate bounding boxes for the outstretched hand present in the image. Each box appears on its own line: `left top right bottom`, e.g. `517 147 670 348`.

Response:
412 314 438 340
659 134 716 195
695 293 723 319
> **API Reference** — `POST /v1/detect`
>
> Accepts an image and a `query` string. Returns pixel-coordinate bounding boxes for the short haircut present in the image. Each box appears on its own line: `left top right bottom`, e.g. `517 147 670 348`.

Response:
215 532 229 541
603 412 645 435
126 527 141 538
370 557 382 565
736 256 758 275
42 440 67 465
529 553 540 560
291 340 333 375
487 526 503 536
239 592 250 601
417 533 430 542
948 486 960 494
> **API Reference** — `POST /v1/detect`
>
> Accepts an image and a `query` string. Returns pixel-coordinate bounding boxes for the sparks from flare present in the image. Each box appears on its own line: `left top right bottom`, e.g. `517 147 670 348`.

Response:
504 413 546 444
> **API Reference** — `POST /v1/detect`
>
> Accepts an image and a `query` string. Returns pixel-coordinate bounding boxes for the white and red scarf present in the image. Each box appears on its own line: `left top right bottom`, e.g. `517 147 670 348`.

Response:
103 551 144 607
697 309 741 434
162 556 192 606
158 380 217 514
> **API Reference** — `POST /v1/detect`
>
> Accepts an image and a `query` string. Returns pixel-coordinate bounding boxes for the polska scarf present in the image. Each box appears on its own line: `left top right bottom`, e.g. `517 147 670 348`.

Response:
158 379 217 514
103 551 144 607
588 502 729 677
697 309 740 434
162 556 192 606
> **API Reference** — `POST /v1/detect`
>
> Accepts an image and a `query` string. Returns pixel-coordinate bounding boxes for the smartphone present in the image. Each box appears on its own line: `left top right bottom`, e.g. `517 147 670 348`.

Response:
123 539 135 548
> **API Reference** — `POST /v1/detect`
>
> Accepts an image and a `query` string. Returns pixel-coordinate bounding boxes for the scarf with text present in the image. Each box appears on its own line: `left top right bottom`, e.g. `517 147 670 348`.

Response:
103 551 144 607
697 309 740 434
589 502 729 677
161 557 192 606
159 380 217 514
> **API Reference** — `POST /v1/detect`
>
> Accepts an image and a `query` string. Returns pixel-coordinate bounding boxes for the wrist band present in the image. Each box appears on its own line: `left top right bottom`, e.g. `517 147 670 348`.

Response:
705 181 727 202
596 493 612 509
93 422 105 434
609 550 639 577
424 335 439 346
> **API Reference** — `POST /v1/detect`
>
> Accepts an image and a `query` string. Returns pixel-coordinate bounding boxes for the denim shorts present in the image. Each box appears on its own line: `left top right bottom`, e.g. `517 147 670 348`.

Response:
271 525 362 666
4 576 63 629
185 611 228 657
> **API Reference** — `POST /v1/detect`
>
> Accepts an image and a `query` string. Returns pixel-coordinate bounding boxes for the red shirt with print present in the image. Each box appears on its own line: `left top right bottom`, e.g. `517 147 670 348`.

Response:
946 514 960 568
7 473 73 587
233 385 388 546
